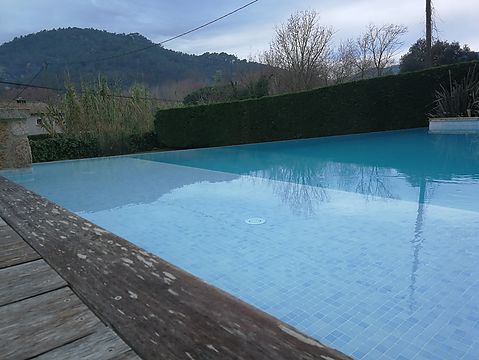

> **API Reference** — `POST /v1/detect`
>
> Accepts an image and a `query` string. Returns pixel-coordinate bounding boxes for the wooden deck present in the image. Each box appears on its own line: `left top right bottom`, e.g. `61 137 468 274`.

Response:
0 176 352 360
0 216 140 360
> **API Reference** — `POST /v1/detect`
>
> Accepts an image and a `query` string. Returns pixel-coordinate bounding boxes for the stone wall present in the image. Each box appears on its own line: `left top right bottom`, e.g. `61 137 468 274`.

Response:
0 109 32 169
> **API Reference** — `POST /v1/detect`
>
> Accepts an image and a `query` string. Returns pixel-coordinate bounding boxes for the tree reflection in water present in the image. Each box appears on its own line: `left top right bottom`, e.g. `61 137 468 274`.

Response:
354 166 397 200
249 160 399 216
248 156 444 311
251 163 328 216
332 163 397 201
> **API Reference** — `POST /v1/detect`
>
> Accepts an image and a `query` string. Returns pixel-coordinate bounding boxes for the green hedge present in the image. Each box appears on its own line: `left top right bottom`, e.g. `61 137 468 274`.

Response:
29 136 99 162
29 132 158 163
155 61 479 148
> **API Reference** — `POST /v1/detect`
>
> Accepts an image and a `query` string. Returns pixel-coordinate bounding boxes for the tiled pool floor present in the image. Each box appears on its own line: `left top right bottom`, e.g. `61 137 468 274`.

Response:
2 129 479 359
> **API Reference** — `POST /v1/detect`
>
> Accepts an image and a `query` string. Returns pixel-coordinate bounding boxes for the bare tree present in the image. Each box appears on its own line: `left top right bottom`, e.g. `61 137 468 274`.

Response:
353 34 375 79
262 10 333 92
329 40 357 84
365 24 408 76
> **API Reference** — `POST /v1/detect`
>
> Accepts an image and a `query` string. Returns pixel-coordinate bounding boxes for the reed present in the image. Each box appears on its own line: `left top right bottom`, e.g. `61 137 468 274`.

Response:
42 77 157 154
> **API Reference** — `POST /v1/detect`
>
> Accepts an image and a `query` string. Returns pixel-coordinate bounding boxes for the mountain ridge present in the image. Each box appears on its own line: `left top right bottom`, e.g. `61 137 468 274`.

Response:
0 27 262 90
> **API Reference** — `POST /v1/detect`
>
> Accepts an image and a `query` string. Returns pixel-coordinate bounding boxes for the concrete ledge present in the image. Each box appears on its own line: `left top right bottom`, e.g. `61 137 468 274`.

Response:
429 117 479 134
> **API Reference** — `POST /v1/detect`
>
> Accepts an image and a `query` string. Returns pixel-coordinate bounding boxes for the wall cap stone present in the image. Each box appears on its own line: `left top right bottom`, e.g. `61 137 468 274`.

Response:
0 109 29 121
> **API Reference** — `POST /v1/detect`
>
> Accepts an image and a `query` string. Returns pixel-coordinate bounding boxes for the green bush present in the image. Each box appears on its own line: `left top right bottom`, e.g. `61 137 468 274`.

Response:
430 65 479 117
155 61 479 149
29 136 99 162
29 131 158 163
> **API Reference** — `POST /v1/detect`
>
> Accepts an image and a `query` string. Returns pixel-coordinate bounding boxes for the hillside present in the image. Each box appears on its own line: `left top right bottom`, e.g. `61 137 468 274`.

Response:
0 28 263 90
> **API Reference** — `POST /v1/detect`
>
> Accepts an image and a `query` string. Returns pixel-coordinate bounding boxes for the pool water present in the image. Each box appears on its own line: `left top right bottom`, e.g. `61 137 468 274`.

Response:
2 129 479 360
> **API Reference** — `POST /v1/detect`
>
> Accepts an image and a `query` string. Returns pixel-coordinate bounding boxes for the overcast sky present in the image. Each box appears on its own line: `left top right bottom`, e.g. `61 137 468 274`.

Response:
1 0 478 59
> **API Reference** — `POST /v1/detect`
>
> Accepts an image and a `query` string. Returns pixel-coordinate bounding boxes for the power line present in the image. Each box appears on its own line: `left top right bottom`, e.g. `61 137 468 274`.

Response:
53 0 259 66
7 63 47 105
1 1 259 104
0 80 179 103
0 80 62 92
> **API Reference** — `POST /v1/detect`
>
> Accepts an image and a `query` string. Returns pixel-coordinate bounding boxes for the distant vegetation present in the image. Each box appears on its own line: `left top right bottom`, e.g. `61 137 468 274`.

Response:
401 39 479 73
258 10 408 93
155 61 479 149
41 77 157 155
4 26 477 107
0 28 263 99
183 11 411 102
29 61 479 162
183 75 271 106
256 9 477 93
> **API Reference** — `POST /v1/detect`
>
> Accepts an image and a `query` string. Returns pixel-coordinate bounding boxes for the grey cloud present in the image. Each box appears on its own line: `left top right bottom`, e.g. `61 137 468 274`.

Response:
0 0 477 59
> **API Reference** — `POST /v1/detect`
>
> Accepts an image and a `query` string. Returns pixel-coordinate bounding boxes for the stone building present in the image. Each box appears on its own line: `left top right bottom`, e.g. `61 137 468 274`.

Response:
0 98 49 136
0 108 32 169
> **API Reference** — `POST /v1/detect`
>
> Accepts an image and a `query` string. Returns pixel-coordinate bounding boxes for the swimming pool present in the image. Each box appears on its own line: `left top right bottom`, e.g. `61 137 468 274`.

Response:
2 129 479 360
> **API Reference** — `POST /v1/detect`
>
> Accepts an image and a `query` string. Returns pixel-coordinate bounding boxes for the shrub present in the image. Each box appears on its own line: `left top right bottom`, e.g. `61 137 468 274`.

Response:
41 78 157 155
29 136 99 162
430 66 479 117
155 61 479 149
29 78 162 162
29 131 158 162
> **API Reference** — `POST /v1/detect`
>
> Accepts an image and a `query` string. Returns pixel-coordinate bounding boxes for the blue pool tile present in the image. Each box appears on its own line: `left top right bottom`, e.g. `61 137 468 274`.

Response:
351 348 368 359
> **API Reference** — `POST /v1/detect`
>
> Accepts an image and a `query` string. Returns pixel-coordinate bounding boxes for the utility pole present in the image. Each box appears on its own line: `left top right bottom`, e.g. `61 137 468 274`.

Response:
425 0 432 68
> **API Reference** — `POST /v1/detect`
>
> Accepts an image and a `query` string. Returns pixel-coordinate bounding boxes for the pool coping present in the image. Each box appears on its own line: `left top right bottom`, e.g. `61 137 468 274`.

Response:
0 176 352 360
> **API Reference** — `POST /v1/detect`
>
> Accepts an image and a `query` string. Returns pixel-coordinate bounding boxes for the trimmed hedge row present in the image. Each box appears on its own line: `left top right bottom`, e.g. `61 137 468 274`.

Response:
30 136 99 162
29 132 158 163
155 61 479 149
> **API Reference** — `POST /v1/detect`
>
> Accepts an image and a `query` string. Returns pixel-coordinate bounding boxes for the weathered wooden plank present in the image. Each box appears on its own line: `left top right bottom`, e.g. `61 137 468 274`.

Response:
0 259 66 306
0 224 40 268
113 350 142 360
0 176 352 360
33 327 140 360
0 287 103 360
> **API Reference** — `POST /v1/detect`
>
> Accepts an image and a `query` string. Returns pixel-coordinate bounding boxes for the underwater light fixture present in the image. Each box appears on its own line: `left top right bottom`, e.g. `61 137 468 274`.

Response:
245 217 266 225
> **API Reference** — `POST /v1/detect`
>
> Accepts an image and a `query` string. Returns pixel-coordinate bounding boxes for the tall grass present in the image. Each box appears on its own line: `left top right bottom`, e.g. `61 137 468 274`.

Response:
42 77 158 154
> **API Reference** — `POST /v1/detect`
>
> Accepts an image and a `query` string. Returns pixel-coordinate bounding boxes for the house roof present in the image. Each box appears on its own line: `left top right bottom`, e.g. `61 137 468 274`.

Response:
0 101 48 115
